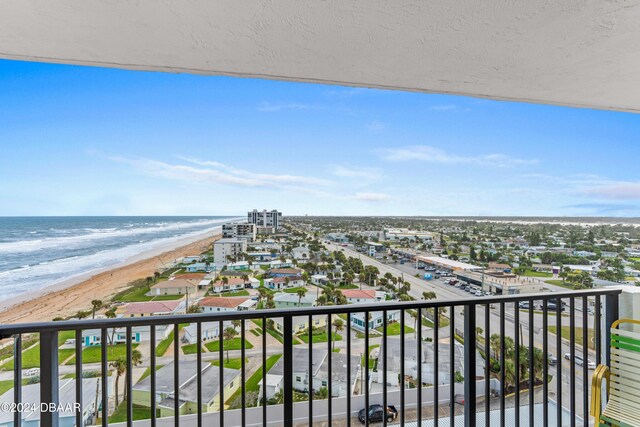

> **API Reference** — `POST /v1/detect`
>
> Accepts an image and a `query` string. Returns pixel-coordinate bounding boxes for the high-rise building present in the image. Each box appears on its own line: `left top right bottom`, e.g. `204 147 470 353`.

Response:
213 238 248 264
247 209 282 232
222 222 256 242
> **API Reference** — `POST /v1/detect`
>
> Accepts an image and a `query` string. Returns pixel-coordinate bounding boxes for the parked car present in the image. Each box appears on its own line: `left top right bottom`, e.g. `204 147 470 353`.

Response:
358 404 398 424
518 301 531 309
474 290 484 297
25 368 39 377
548 353 557 365
564 353 596 369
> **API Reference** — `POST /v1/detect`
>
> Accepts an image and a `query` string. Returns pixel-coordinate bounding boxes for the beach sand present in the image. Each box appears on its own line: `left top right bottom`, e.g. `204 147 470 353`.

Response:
0 235 218 325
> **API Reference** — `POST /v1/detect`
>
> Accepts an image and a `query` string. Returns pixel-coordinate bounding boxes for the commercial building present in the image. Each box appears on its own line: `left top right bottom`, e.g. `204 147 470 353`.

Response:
213 238 248 264
222 222 256 241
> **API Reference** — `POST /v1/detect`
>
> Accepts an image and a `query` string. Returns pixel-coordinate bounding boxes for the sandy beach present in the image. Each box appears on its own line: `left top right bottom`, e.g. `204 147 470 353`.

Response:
0 234 218 325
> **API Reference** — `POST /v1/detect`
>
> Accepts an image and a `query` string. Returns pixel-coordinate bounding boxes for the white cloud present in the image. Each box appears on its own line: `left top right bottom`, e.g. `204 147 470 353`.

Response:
258 102 319 112
354 192 392 202
111 156 332 191
180 157 331 186
378 145 537 168
331 165 381 181
577 181 640 200
429 105 470 112
365 121 386 133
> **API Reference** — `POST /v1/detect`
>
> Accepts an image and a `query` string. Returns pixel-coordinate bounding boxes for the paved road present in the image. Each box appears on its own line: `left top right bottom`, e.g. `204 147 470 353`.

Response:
325 242 596 416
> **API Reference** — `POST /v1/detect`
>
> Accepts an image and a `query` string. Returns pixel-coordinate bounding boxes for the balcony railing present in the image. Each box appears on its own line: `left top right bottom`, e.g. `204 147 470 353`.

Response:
0 288 621 427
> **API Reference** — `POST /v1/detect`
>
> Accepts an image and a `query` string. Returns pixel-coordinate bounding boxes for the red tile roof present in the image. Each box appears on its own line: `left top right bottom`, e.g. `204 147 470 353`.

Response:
341 289 377 299
213 277 247 286
120 301 183 315
272 275 303 283
198 297 251 309
173 273 206 280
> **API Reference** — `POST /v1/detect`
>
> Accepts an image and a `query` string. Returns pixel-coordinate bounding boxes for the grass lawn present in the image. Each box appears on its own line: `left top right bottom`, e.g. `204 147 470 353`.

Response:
283 286 308 294
108 400 153 423
520 269 553 278
66 343 138 365
376 322 414 336
222 290 250 297
362 344 380 368
211 357 248 370
297 331 342 344
204 338 254 352
266 328 284 344
114 285 183 302
181 344 201 355
1 331 77 370
549 325 595 350
250 329 261 337
138 365 163 382
337 284 359 289
225 354 281 405
545 280 574 289
156 330 175 357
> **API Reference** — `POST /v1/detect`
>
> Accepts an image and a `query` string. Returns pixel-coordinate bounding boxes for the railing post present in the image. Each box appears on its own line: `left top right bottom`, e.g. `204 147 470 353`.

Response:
283 316 293 427
463 303 476 427
40 330 59 427
604 292 619 366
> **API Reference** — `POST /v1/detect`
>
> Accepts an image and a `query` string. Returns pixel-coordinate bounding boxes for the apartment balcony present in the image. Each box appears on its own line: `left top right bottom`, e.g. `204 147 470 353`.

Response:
0 288 627 427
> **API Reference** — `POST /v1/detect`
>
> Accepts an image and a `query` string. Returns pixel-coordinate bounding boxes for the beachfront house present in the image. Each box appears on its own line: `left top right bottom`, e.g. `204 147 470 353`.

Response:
258 348 359 400
0 378 101 427
349 310 401 332
182 321 230 344
117 300 186 317
273 292 316 308
197 296 255 313
291 246 310 260
341 289 385 304
263 275 304 291
268 268 303 278
272 315 327 335
149 279 198 296
210 277 249 293
184 262 213 273
132 361 240 418
82 324 173 346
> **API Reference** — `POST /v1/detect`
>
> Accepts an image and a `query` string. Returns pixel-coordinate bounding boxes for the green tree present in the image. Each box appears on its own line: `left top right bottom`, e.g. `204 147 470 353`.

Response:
223 326 238 362
91 299 103 319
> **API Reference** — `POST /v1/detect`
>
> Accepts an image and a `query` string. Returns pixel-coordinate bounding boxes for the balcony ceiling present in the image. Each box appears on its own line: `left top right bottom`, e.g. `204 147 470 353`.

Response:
1 1 640 112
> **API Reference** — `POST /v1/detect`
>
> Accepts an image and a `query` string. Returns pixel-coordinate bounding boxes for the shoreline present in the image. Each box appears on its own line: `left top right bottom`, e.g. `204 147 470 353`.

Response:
0 232 219 324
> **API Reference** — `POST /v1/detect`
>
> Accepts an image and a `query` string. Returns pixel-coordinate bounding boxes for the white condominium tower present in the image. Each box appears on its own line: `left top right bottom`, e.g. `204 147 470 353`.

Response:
247 209 282 232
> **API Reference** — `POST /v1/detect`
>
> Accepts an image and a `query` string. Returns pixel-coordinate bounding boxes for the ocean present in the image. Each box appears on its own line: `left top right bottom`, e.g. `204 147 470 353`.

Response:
0 216 238 302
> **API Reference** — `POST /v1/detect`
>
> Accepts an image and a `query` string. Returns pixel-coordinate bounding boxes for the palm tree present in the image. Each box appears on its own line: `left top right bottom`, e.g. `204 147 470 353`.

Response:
410 311 418 338
223 326 238 362
91 299 103 319
489 334 501 359
111 349 142 406
186 305 202 314
153 271 160 284
296 288 307 306
145 276 153 292
332 318 344 351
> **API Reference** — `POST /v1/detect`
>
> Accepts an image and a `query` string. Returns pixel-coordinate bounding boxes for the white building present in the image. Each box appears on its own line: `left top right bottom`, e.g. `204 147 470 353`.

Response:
350 310 401 331
222 222 256 242
247 209 282 232
213 238 248 264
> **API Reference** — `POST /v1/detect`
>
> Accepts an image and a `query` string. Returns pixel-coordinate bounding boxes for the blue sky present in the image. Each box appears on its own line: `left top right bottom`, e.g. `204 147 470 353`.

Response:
1 59 639 217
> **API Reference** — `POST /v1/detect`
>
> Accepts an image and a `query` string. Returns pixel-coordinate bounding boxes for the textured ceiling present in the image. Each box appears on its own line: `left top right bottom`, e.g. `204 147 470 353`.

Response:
1 1 639 112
